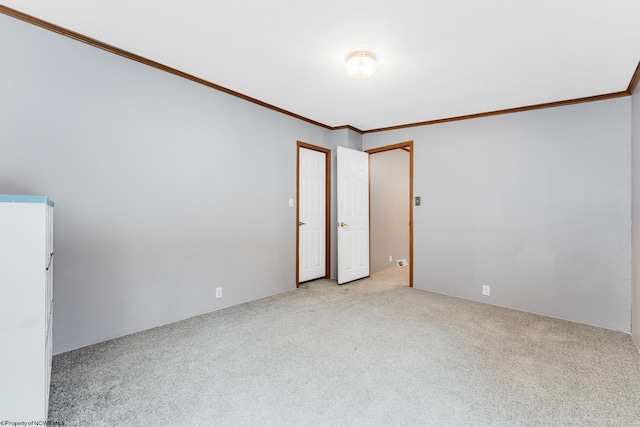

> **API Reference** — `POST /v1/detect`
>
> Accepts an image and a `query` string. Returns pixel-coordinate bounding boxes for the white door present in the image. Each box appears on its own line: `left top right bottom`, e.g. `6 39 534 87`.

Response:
299 147 326 282
337 146 369 284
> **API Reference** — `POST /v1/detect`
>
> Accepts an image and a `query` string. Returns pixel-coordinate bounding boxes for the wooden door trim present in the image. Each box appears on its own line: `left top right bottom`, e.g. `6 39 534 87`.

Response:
366 141 414 287
296 141 331 288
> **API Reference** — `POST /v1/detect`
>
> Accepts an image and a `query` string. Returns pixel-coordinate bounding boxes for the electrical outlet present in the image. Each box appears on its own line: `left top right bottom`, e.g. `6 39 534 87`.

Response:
389 255 393 262
482 285 490 296
216 287 222 299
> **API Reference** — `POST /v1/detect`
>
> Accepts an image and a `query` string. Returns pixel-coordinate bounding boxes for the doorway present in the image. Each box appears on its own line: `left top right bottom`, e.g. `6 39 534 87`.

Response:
296 141 331 287
366 141 414 287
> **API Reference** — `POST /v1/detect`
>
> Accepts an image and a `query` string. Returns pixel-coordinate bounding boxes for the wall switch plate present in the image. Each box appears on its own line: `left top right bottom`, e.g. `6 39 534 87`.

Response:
216 287 222 299
288 198 294 208
389 255 393 262
415 196 421 206
482 285 490 296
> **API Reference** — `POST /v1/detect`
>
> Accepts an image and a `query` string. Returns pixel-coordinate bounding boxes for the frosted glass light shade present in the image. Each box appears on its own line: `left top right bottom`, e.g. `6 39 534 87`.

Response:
345 51 377 79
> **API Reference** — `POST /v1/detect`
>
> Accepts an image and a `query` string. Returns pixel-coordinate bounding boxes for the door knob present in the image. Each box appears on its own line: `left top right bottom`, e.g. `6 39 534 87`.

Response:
298 221 307 226
339 222 349 227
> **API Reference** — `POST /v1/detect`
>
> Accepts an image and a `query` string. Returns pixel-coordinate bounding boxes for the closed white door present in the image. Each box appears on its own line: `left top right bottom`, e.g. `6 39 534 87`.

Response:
337 146 369 284
299 147 326 282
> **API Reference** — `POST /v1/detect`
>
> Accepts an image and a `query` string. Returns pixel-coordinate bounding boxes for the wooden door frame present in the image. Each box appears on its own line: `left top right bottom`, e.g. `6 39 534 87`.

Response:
365 141 414 287
296 141 331 288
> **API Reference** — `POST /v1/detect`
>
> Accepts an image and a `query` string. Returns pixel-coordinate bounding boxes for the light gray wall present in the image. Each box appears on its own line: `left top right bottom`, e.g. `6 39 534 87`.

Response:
364 99 632 332
632 82 640 349
0 15 337 354
330 128 363 151
2 13 635 353
370 149 410 273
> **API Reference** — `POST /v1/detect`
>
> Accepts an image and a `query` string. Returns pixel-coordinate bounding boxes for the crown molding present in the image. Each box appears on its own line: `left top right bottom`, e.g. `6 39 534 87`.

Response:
363 91 631 134
0 5 333 131
2 5 638 136
330 125 364 134
627 60 640 95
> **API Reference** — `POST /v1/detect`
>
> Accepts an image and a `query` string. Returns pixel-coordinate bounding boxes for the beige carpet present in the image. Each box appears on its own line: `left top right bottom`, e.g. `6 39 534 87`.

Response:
48 277 640 426
370 265 410 285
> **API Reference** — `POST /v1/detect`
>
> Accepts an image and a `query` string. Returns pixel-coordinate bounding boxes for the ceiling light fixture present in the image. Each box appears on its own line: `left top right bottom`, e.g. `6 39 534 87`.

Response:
345 51 377 79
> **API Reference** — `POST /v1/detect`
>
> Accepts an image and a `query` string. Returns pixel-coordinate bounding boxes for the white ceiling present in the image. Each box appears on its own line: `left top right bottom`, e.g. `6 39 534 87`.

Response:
3 0 640 131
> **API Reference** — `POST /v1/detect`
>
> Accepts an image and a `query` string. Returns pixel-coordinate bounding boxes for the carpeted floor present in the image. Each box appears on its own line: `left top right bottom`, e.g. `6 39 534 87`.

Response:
370 265 410 285
48 278 640 426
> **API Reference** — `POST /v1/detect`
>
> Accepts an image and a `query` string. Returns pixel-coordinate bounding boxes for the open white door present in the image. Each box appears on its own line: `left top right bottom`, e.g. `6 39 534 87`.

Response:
337 146 369 284
298 147 326 282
